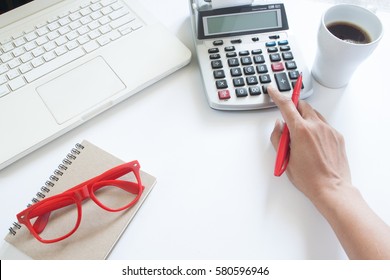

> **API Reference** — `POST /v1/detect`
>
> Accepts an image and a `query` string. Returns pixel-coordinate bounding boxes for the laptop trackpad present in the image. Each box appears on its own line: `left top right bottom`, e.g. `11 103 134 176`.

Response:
37 57 126 124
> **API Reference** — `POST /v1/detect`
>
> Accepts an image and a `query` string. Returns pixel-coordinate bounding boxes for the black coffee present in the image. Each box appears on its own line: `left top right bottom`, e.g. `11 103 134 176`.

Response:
326 21 372 44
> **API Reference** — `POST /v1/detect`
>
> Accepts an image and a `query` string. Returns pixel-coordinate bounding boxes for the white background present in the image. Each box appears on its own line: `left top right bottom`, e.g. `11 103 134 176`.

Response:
1 0 389 260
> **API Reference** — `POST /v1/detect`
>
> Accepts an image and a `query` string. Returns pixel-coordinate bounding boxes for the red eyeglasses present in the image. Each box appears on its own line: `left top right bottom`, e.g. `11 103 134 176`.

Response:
16 161 144 244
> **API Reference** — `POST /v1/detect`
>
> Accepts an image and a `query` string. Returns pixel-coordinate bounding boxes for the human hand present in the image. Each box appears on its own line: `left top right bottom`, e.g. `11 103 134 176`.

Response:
268 87 352 202
269 87 390 260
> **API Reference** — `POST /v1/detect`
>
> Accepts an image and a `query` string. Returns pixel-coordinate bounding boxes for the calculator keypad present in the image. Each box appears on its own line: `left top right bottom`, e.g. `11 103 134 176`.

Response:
208 39 302 100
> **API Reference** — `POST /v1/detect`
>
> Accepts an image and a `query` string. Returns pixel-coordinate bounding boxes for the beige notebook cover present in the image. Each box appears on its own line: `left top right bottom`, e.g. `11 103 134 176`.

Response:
4 140 156 259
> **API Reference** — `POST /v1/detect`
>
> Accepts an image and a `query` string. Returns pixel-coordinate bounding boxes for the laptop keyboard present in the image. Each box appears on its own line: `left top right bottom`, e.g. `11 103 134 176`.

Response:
0 0 143 98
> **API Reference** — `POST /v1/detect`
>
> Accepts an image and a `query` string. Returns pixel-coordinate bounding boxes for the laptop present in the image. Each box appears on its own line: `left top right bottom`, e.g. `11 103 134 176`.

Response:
0 0 191 170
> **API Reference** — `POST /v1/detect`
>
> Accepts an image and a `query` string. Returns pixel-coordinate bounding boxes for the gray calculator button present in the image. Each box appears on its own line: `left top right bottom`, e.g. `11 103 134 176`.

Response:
230 68 242 77
249 86 261 95
233 77 245 87
235 88 248 97
257 64 268 74
216 80 228 89
274 72 291 91
211 60 223 69
260 74 271 84
228 58 240 67
246 76 258 85
213 70 225 79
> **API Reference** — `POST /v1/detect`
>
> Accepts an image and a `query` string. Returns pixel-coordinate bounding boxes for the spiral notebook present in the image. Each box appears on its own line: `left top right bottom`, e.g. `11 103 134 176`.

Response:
4 140 156 259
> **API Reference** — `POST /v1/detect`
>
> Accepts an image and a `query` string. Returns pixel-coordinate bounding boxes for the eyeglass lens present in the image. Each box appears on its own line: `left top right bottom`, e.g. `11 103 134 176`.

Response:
93 181 139 210
30 197 78 241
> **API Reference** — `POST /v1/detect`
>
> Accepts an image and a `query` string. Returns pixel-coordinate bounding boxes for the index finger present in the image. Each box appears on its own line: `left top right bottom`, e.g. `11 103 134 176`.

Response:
268 86 302 127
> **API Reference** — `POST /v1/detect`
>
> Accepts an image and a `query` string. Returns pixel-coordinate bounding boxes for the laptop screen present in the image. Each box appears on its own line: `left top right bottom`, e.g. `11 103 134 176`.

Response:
0 0 34 14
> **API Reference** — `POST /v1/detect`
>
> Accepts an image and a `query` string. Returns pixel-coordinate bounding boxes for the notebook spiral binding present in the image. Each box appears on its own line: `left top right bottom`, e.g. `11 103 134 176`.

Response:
8 143 85 236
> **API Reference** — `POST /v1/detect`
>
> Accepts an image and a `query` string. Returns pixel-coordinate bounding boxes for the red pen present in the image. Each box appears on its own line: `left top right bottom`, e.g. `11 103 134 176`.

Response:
274 73 303 176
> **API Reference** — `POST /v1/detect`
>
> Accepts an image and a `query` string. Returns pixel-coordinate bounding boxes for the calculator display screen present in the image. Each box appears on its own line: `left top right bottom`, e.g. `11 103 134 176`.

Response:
204 10 281 37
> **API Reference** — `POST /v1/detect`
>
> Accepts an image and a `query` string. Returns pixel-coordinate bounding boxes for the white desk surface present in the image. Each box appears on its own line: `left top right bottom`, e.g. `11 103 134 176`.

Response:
1 0 389 260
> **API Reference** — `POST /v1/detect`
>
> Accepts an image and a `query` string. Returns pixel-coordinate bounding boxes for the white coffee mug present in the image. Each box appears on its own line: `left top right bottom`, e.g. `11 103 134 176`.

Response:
311 4 383 89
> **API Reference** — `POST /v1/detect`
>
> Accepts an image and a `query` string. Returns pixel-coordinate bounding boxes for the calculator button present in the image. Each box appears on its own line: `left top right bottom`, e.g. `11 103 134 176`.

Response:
280 45 291 51
269 35 280 40
230 67 242 77
274 72 291 91
252 49 262 55
241 56 252 65
292 80 304 89
282 52 294 60
225 46 235 52
233 77 245 87
254 55 265 64
262 85 269 94
226 52 237 58
249 86 261 95
267 47 278 53
266 41 276 47
231 39 242 44
286 61 297 70
260 74 271 83
278 40 289 45
209 54 220 60
208 48 219 53
235 88 248 97
213 70 225 79
239 50 250 56
218 90 231 100
216 80 228 89
213 40 224 46
270 54 281 62
289 70 300 79
243 66 255 75
256 64 268 74
271 62 285 72
211 60 223 69
228 58 240 67
246 76 258 85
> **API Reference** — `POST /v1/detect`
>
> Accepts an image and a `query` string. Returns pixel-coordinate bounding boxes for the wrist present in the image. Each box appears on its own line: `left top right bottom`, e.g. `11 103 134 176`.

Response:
311 180 359 217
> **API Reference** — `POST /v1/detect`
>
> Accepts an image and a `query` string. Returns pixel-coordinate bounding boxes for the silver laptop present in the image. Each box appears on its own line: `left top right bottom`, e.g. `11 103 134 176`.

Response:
0 0 191 170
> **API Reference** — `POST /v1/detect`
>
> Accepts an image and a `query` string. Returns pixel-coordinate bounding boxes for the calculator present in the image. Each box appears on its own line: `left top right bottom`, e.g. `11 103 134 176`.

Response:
189 0 313 110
